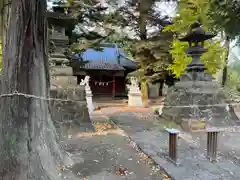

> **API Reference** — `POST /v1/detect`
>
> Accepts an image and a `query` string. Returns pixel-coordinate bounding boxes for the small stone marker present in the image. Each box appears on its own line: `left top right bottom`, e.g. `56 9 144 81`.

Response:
165 128 180 164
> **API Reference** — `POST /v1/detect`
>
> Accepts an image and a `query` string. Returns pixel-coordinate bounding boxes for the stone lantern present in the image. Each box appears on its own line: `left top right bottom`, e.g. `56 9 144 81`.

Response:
47 5 78 88
161 21 239 130
179 21 215 82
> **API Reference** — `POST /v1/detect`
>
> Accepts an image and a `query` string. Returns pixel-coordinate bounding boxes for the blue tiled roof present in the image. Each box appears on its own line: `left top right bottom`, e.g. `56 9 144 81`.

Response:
77 45 137 70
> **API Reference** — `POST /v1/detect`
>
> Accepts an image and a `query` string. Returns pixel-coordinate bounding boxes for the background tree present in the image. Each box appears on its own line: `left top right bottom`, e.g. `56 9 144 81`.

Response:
63 0 116 49
0 0 75 179
208 0 240 86
105 0 174 103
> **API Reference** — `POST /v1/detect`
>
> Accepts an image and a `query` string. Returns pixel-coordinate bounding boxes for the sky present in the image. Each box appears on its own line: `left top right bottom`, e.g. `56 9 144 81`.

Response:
47 1 53 10
47 0 176 15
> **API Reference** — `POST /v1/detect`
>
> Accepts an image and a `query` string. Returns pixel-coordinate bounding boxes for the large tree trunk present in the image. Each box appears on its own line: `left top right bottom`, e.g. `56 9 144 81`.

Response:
138 0 153 105
0 0 74 179
141 79 148 105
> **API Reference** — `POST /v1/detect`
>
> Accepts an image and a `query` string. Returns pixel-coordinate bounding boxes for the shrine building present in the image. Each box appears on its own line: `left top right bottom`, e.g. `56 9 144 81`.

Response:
74 44 137 97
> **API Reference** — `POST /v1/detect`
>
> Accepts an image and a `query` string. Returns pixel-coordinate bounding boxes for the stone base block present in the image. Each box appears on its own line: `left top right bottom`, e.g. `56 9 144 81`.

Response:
162 81 239 127
128 93 143 107
50 66 73 76
86 95 94 115
50 86 85 101
50 88 93 133
51 75 77 88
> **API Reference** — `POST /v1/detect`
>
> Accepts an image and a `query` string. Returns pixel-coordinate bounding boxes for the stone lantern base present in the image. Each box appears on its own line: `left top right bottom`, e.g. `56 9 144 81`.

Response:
161 81 239 129
128 91 144 107
49 86 93 133
50 75 77 88
50 66 77 88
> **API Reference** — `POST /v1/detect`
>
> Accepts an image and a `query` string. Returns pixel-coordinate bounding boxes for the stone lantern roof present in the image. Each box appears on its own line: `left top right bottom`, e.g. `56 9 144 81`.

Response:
179 21 216 44
177 21 216 75
47 6 76 27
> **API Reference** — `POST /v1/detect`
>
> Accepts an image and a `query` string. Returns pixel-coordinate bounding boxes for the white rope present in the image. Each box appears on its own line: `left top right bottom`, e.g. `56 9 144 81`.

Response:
0 91 240 108
0 91 80 102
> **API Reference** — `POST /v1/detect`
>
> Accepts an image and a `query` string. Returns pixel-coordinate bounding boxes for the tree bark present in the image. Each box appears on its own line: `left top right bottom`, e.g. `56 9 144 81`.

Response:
221 35 230 87
0 0 11 47
141 79 148 105
0 0 74 179
138 0 153 104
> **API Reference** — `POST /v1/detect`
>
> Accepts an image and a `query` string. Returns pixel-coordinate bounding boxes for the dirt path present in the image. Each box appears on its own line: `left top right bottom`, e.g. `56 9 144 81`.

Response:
59 112 171 180
99 106 240 180
64 133 169 180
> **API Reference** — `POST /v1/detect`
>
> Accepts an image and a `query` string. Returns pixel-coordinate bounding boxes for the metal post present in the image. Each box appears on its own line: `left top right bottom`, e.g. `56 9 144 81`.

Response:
165 128 180 163
206 128 219 162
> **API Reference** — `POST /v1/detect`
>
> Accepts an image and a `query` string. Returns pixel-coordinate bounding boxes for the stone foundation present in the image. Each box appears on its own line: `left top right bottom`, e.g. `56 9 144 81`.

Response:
161 81 239 128
50 86 94 132
50 75 77 88
128 92 143 107
51 66 74 76
49 66 78 88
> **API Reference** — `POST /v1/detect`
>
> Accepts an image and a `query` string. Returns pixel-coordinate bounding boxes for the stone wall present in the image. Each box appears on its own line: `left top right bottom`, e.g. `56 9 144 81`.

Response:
50 85 93 133
148 83 160 98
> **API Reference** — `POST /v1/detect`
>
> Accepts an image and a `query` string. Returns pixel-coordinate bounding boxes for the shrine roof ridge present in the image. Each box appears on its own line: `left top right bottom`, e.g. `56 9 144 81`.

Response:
76 44 137 70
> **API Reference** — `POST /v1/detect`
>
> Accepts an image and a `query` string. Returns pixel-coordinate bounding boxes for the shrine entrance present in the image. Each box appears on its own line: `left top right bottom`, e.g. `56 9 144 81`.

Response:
76 70 127 98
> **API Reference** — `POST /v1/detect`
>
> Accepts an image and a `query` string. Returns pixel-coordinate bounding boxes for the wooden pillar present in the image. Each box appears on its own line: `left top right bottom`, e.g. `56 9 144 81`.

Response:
112 74 115 98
